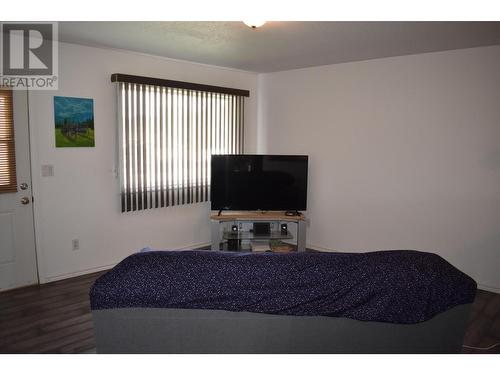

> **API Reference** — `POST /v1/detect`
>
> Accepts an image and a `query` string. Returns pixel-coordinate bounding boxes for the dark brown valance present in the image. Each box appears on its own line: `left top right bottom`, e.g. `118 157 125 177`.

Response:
111 73 250 97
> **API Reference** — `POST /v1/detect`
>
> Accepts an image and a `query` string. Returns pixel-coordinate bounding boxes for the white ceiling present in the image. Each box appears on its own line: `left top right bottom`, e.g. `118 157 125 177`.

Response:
59 22 500 73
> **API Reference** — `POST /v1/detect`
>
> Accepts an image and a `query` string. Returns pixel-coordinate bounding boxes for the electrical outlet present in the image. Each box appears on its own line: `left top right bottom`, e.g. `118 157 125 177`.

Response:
72 239 80 251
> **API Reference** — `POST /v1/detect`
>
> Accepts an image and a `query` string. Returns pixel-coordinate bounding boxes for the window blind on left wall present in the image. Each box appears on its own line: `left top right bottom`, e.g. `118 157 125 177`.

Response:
0 89 17 194
117 81 245 212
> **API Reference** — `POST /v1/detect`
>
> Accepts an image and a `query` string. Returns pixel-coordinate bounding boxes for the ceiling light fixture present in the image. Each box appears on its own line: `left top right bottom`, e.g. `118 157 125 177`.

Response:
243 20 266 29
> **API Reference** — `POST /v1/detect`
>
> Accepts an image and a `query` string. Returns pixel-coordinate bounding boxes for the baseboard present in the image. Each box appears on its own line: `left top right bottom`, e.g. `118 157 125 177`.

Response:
42 263 117 284
0 282 39 293
41 242 212 284
306 244 338 252
40 243 499 295
478 284 500 294
180 242 211 250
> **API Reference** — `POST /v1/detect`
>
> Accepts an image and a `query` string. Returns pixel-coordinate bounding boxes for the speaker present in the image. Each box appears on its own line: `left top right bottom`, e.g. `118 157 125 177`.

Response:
280 223 288 235
253 222 271 236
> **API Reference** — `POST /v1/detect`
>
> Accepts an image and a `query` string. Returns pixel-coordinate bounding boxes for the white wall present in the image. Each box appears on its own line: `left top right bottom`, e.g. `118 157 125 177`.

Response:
259 45 500 292
29 42 258 282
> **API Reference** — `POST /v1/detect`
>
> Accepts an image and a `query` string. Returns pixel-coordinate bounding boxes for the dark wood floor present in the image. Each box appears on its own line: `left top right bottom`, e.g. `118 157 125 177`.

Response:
0 272 106 354
1 270 499 354
461 288 500 353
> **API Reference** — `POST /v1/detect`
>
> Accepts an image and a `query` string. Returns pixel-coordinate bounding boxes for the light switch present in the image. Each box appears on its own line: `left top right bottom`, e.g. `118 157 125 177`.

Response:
41 164 54 177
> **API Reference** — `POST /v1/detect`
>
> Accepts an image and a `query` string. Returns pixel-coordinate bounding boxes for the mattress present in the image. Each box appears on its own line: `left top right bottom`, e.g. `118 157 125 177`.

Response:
90 250 476 324
92 304 472 353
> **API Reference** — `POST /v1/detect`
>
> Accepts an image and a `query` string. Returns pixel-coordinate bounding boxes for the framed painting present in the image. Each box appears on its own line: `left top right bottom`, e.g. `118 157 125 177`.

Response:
54 96 95 147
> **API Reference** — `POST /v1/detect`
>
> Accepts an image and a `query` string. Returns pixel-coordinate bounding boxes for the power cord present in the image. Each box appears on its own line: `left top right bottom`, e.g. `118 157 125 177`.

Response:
462 342 500 351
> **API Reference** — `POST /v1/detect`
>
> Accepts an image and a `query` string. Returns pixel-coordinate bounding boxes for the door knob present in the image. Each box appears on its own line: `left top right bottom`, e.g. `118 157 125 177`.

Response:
20 182 28 190
21 197 30 205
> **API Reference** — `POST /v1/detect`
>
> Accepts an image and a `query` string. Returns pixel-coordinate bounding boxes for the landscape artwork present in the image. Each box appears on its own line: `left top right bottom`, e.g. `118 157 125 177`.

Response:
54 96 95 147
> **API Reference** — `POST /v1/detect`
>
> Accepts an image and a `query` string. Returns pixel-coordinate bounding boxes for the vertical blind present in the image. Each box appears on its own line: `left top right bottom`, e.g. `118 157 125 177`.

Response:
117 82 245 212
0 89 17 194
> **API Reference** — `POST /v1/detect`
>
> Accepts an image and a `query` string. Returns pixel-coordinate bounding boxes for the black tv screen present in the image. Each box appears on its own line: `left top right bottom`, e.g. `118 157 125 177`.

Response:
210 155 308 211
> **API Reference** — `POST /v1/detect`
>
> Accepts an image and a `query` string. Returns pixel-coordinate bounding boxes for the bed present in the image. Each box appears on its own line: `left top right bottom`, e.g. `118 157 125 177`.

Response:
90 250 476 353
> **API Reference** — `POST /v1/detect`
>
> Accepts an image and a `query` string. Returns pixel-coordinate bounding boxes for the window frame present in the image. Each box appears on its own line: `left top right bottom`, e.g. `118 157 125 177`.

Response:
0 88 17 194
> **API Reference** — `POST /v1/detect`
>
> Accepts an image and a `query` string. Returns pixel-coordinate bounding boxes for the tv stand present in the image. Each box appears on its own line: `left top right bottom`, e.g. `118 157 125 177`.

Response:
210 211 306 252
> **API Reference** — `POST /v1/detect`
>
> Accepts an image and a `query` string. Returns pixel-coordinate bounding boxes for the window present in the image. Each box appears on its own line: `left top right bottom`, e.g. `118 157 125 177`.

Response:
0 89 17 194
115 76 248 212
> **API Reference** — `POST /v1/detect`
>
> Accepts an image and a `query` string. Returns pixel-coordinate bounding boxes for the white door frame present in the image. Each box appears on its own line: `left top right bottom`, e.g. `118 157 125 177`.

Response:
26 90 46 284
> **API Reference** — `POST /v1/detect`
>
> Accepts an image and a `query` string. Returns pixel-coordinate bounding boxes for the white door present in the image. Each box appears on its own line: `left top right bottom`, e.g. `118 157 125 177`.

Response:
0 90 38 291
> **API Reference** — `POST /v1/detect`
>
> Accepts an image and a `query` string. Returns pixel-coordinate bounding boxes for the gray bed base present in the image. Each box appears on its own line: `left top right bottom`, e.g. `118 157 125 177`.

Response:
92 304 471 354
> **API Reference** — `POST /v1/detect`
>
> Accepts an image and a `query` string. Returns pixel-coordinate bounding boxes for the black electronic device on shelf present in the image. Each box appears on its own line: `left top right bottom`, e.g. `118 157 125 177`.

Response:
253 222 271 236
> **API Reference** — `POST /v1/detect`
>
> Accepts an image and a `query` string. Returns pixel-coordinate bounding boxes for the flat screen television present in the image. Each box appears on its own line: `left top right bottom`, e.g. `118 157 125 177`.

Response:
210 154 308 211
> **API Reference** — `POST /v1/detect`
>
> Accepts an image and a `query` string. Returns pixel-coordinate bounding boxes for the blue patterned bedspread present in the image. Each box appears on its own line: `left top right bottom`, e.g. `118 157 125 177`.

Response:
89 250 476 324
